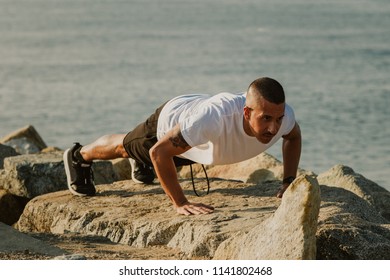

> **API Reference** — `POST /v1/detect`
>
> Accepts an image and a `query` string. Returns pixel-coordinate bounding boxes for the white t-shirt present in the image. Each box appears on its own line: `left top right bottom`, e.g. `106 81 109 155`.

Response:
157 92 296 165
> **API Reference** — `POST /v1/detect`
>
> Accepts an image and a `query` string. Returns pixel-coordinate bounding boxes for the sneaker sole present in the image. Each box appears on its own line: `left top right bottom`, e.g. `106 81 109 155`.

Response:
63 148 88 197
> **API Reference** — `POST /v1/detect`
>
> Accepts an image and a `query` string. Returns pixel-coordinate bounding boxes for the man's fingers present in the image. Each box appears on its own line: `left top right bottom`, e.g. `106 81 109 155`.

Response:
177 205 200 216
185 205 202 215
177 202 215 215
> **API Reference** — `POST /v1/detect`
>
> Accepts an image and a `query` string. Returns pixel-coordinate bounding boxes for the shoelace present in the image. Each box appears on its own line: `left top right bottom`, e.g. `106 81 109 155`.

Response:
189 164 210 196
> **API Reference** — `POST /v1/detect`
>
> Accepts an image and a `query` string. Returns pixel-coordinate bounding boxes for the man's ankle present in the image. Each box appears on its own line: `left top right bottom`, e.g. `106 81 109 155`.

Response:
74 146 91 164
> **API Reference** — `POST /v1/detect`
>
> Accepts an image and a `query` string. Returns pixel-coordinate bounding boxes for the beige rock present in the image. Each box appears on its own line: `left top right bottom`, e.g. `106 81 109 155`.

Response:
316 165 390 259
16 179 283 259
214 175 320 259
16 176 321 259
0 222 67 256
317 165 390 221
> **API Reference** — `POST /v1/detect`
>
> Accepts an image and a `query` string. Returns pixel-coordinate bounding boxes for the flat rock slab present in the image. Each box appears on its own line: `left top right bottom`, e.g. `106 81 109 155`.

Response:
16 178 294 259
16 175 321 259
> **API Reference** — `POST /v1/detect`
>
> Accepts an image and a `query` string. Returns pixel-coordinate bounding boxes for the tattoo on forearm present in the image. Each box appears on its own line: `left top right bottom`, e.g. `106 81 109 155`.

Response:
169 132 189 149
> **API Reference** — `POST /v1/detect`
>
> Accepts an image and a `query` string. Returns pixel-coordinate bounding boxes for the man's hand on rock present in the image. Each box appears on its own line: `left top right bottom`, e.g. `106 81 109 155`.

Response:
176 202 214 216
277 176 296 198
276 184 289 198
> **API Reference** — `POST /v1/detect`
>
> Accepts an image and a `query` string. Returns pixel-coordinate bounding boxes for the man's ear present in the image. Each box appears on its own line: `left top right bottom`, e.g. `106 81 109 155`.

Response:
243 106 252 120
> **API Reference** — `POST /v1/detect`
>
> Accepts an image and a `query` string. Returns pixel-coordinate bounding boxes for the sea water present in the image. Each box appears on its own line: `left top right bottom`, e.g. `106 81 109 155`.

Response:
0 0 389 190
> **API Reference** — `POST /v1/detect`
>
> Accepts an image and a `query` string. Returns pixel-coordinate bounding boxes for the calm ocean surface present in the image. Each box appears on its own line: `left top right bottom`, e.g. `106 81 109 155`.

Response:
0 0 389 190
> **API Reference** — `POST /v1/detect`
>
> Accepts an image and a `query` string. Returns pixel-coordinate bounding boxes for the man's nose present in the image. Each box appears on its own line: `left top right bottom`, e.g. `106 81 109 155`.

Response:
268 121 279 134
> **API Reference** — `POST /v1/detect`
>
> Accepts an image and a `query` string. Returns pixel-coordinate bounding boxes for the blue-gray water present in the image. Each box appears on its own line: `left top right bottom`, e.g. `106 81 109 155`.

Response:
0 0 389 190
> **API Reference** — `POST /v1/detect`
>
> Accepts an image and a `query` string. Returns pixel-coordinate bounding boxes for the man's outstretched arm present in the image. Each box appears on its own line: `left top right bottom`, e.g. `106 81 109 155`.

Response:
277 122 302 198
149 124 214 215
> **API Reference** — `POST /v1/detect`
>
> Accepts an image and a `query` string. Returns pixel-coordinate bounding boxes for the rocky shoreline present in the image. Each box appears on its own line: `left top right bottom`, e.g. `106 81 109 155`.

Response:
1 125 389 260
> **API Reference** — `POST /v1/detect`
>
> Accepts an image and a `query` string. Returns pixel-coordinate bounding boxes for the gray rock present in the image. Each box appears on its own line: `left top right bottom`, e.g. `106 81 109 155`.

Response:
0 152 66 198
0 125 47 154
3 138 41 154
0 144 19 169
52 254 87 260
0 151 118 198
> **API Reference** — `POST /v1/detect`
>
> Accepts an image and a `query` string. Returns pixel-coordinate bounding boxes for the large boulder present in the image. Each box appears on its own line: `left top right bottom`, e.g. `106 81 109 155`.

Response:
16 176 320 259
213 175 320 259
317 165 390 221
316 165 390 259
0 152 66 198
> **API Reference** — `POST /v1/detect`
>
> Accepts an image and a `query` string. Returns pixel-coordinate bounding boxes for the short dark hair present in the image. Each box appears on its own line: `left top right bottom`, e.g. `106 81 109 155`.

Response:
248 77 285 104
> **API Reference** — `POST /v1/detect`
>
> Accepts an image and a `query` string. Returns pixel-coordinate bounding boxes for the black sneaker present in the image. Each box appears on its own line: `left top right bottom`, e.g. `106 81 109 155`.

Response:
129 158 155 184
63 143 96 196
